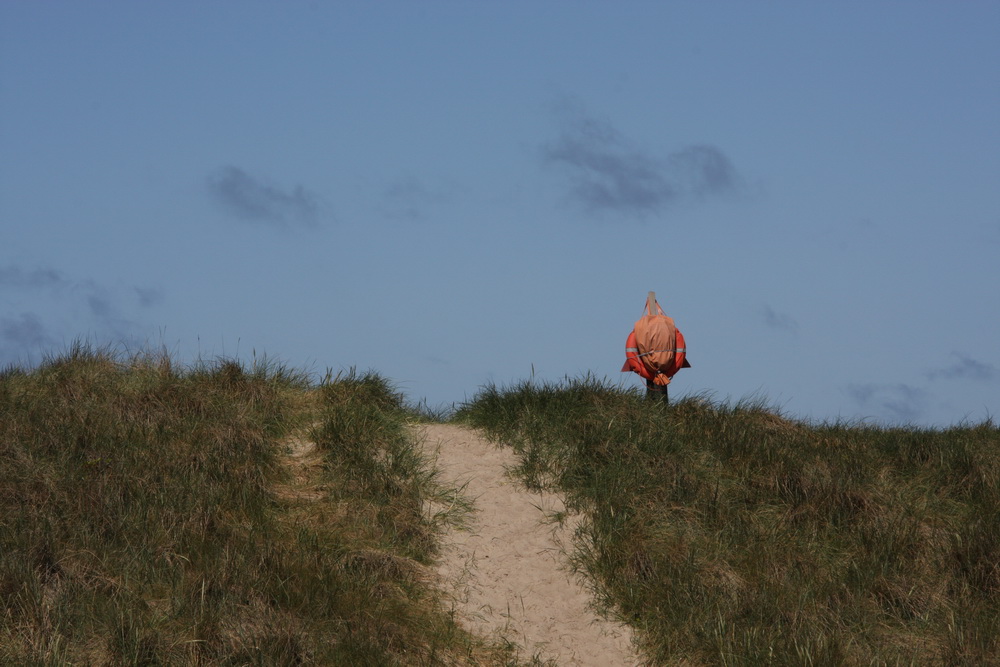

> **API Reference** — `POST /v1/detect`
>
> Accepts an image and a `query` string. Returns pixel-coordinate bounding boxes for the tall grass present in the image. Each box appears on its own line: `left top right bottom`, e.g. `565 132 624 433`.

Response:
0 346 518 665
456 377 1000 665
0 344 309 663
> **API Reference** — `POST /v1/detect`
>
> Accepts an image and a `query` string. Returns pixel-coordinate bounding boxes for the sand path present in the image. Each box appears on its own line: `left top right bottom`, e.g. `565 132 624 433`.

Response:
415 424 639 667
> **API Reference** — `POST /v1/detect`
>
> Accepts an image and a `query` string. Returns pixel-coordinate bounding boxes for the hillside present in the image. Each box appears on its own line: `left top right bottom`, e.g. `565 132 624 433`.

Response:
0 348 526 665
457 378 1000 665
3 347 998 665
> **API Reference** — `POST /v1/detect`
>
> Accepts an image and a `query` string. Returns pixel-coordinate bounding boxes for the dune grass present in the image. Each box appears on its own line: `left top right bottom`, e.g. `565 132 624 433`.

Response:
8 345 997 665
455 376 1000 665
0 345 523 666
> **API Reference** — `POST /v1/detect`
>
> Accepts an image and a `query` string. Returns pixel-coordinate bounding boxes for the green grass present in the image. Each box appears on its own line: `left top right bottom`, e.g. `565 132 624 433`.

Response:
9 346 997 665
455 376 1000 665
0 345 523 666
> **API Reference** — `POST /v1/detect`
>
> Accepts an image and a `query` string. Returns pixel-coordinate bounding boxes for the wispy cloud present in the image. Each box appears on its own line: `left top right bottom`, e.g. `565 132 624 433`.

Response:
0 263 163 364
0 265 69 289
926 352 999 382
1 312 55 351
667 145 740 197
760 305 798 333
87 294 115 320
542 107 741 217
381 175 449 221
135 287 165 308
207 166 321 228
847 382 928 424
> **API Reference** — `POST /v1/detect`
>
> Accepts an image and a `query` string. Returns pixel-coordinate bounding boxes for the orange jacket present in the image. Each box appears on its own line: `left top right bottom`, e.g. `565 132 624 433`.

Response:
622 292 690 385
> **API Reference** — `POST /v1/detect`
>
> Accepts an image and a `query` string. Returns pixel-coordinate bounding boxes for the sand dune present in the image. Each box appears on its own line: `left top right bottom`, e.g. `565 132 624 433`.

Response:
416 424 639 667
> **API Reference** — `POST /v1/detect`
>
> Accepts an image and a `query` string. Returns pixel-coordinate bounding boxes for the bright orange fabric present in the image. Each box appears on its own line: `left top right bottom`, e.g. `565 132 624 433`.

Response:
622 330 653 379
634 313 678 377
622 294 690 382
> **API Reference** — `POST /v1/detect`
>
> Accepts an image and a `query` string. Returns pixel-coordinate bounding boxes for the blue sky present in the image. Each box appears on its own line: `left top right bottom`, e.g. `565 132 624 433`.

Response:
2 2 998 427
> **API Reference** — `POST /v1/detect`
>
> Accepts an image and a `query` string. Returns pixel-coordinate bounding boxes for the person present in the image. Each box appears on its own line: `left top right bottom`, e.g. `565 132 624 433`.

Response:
622 291 690 404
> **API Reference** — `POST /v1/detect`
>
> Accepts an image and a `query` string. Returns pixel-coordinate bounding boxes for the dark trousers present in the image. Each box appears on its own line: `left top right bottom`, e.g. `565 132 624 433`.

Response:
645 380 669 404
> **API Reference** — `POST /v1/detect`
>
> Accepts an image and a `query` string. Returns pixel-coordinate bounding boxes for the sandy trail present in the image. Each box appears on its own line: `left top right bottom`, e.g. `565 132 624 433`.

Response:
415 424 639 667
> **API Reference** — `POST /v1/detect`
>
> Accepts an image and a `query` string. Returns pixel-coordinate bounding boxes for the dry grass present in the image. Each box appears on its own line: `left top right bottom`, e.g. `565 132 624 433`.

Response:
0 346 531 666
457 376 1000 665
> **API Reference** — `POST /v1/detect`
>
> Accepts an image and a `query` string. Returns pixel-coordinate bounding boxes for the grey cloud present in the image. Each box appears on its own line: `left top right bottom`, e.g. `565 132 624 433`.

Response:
761 305 798 333
668 145 739 196
0 265 161 362
87 294 115 320
847 382 928 424
1 313 57 365
0 265 68 289
135 287 164 308
1 313 53 349
926 352 999 382
542 113 740 216
208 166 320 228
83 286 134 340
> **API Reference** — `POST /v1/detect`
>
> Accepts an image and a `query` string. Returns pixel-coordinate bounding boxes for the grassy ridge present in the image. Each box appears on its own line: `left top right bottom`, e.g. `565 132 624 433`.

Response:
456 377 1000 665
0 346 512 665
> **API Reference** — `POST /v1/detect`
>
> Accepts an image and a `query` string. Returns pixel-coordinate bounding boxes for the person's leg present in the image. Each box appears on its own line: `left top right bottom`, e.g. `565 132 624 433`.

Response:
645 380 669 404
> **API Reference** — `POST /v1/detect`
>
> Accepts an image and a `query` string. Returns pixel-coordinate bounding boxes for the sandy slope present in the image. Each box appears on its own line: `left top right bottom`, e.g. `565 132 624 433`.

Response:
415 424 639 667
